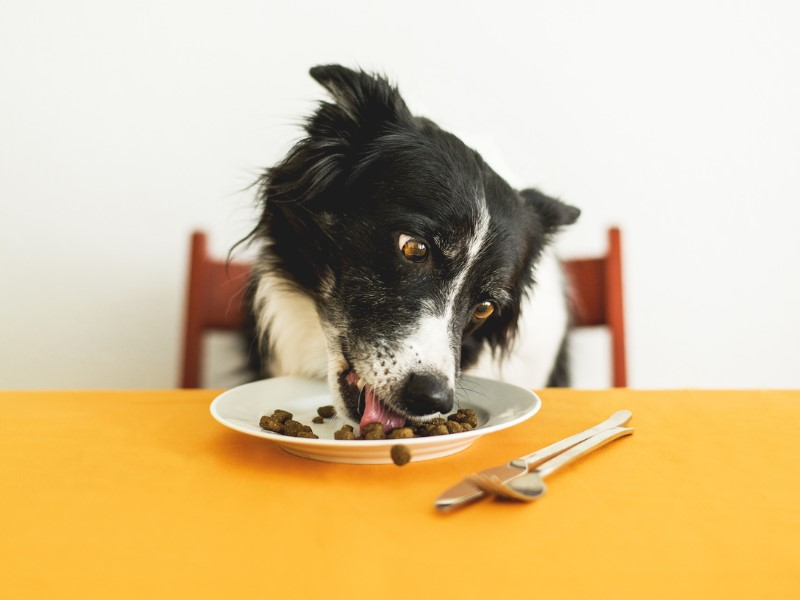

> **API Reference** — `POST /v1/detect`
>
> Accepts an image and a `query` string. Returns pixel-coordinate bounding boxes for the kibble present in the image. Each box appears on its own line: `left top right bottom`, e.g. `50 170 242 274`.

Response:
258 410 319 438
390 444 412 466
426 424 449 436
259 406 480 445
334 424 356 440
445 420 464 434
258 415 284 433
361 422 386 440
282 420 305 437
272 409 293 423
317 405 336 419
448 408 478 428
389 427 414 439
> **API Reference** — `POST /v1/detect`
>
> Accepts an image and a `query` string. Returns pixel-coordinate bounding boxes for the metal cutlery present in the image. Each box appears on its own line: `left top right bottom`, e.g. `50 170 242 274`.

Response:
435 409 633 511
469 426 634 501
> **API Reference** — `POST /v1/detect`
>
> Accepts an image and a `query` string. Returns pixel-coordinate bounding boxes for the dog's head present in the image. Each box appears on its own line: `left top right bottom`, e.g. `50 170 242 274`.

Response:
255 65 579 430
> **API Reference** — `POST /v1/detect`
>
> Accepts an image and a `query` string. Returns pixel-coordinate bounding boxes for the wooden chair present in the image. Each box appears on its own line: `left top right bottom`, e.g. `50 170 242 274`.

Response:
180 228 627 388
561 227 627 387
180 231 252 388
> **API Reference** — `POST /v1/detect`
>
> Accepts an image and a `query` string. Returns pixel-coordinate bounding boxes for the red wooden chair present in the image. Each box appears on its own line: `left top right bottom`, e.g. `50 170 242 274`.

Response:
561 227 627 387
179 231 252 388
180 228 627 388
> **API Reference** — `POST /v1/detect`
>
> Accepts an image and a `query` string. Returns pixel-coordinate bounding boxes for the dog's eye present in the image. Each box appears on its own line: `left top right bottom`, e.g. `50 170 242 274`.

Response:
471 301 495 321
398 234 428 263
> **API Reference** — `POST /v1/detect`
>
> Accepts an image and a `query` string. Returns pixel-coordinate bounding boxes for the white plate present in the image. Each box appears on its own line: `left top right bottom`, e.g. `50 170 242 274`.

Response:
210 374 541 464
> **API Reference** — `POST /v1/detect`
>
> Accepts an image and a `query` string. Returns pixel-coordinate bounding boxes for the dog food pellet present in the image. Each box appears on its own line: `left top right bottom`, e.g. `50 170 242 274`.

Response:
258 409 320 438
426 424 449 436
334 424 356 440
259 406 479 445
445 420 464 434
317 405 337 419
259 415 284 433
448 408 478 428
271 409 293 423
361 422 386 440
334 426 357 440
389 427 414 439
391 444 412 466
282 420 305 437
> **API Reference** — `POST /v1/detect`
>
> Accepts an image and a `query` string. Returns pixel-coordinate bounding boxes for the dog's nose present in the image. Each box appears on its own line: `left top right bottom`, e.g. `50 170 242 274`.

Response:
403 373 453 415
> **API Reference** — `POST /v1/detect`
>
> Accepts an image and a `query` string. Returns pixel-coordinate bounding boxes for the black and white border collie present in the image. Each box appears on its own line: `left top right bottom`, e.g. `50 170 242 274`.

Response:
244 65 579 433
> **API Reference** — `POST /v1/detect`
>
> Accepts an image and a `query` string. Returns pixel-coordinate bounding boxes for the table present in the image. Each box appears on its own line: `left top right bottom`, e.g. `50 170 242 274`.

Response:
2 389 799 599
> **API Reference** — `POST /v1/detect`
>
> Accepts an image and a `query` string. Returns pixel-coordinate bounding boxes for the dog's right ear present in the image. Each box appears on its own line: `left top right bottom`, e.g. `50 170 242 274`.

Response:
309 65 412 128
261 66 414 208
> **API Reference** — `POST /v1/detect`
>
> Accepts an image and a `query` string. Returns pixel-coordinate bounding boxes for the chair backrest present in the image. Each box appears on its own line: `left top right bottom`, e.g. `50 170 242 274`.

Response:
180 231 252 388
561 227 627 387
180 228 627 388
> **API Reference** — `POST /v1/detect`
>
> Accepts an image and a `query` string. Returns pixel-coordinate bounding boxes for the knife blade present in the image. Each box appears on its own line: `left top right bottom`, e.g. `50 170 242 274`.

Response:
435 409 632 511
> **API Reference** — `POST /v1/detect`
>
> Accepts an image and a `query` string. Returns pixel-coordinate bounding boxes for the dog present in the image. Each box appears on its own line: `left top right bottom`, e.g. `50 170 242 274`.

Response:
243 65 579 432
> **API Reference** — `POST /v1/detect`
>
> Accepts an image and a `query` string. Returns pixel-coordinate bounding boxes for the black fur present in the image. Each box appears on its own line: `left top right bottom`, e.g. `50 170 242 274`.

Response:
242 65 579 423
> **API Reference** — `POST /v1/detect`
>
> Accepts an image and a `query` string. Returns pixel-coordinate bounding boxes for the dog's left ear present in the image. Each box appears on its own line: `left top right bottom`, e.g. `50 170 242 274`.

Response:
520 188 581 233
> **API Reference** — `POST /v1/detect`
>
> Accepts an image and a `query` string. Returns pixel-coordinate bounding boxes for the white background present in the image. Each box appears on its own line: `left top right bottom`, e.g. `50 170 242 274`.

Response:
2 0 798 389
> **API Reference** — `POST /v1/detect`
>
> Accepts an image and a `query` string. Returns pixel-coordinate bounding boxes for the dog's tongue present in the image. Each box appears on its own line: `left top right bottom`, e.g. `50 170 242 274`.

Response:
360 386 406 433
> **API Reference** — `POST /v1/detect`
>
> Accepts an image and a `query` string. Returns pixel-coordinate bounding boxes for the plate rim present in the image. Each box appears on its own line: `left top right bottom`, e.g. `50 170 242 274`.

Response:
210 374 541 448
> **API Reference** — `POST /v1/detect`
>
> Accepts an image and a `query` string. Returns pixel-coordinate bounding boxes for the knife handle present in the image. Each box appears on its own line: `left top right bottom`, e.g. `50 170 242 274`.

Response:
510 409 632 470
535 426 634 478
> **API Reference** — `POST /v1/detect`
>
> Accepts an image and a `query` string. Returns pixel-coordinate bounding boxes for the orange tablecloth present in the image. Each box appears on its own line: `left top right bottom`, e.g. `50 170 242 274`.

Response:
2 389 799 599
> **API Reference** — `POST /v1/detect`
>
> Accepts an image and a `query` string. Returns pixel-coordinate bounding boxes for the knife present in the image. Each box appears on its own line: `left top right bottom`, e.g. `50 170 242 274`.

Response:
435 409 633 511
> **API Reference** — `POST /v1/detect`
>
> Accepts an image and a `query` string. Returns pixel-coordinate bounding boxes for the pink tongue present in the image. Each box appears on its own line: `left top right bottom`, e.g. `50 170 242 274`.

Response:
360 386 406 433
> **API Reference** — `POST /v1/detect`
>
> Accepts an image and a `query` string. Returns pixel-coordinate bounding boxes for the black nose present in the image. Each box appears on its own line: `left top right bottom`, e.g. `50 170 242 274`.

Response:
403 373 453 415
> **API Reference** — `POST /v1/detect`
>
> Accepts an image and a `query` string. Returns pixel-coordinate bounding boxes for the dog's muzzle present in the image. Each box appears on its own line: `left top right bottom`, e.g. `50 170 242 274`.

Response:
339 368 455 433
402 372 453 415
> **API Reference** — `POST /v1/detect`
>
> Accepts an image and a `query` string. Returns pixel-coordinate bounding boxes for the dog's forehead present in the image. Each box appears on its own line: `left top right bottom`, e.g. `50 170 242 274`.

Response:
431 196 491 259
431 185 529 258
353 122 536 273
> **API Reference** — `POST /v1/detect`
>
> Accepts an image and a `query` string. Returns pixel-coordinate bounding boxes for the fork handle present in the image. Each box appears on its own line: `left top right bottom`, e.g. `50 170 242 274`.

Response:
536 426 634 478
510 409 632 470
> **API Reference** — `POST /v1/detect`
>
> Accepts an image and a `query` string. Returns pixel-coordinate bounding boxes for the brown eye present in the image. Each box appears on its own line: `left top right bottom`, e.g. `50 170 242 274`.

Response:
399 234 428 263
472 301 495 321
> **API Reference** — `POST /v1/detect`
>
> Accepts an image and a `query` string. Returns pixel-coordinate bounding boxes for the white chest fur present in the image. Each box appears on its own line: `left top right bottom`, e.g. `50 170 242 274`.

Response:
251 271 329 380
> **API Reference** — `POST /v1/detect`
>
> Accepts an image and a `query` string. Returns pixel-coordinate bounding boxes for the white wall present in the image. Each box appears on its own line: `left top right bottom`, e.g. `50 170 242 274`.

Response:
2 0 798 389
